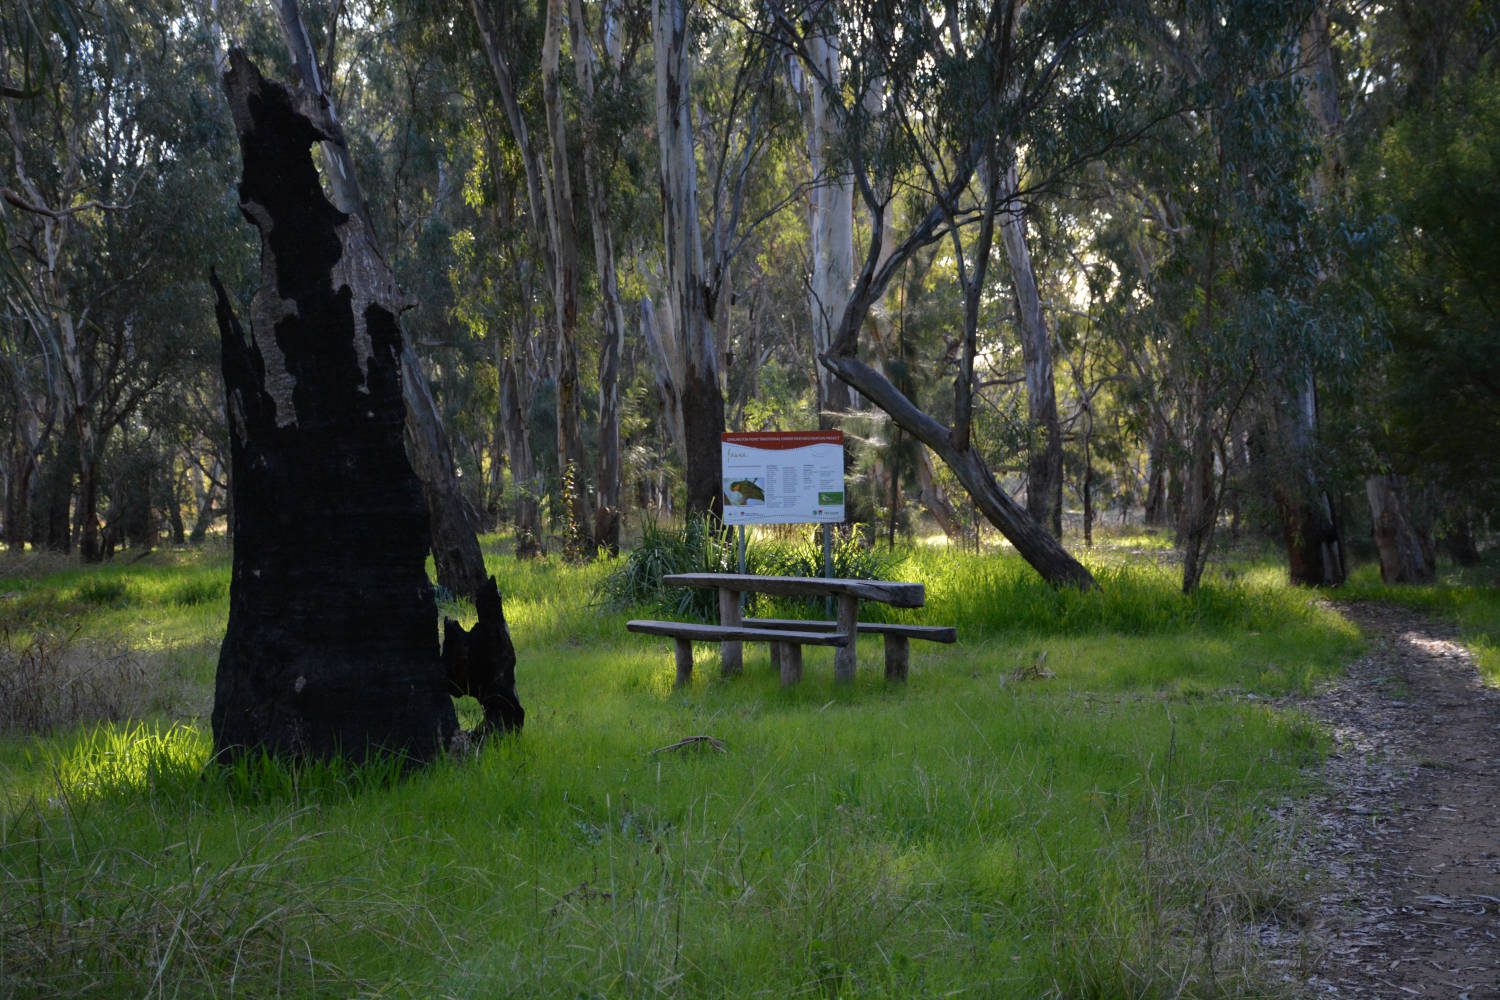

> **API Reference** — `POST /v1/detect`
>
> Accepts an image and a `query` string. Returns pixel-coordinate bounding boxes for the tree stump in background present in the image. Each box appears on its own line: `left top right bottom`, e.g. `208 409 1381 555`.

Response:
210 51 520 765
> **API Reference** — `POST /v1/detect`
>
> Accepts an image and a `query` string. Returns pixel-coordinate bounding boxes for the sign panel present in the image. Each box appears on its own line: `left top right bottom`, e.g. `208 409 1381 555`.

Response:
721 431 845 525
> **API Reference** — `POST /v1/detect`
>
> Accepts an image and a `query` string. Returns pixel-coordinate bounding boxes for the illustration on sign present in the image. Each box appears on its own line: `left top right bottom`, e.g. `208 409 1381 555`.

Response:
721 431 844 525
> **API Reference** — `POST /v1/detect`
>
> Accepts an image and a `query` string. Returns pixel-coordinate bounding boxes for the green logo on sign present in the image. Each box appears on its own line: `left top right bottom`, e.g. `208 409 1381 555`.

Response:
818 491 843 504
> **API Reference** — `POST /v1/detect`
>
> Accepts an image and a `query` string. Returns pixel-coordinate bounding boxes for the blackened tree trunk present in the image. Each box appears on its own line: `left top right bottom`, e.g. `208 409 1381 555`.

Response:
31 436 75 553
211 52 519 764
1440 508 1482 567
274 0 489 598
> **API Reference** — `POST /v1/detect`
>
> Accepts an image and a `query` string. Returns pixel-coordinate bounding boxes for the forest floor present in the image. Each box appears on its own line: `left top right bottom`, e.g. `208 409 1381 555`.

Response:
1263 602 1500 998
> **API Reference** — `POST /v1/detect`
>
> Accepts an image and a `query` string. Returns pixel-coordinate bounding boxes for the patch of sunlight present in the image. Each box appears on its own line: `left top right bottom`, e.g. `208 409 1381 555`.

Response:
1237 564 1290 590
960 841 1023 896
51 722 209 802
1093 530 1174 551
884 843 943 893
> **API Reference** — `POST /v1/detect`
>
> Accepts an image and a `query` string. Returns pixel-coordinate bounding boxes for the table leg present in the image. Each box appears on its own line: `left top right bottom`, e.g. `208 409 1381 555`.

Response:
834 595 858 683
884 635 909 682
778 642 803 686
719 587 743 677
674 637 693 688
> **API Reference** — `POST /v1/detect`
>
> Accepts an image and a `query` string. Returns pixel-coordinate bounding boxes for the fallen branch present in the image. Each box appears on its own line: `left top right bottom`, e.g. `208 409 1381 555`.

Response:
650 735 727 755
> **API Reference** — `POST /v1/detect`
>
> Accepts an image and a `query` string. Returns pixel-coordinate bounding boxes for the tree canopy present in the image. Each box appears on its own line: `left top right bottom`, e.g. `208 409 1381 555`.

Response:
2 0 1494 588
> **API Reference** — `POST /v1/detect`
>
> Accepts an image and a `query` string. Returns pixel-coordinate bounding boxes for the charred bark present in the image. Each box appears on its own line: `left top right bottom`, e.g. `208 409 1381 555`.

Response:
210 52 519 765
442 577 524 735
275 0 488 599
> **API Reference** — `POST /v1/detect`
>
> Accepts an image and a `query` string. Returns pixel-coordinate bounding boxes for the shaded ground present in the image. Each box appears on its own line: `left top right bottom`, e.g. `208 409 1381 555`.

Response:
1266 602 1500 998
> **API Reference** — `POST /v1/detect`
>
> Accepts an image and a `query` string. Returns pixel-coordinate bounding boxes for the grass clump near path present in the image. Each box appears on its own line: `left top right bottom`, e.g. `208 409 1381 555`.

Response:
2 531 1366 997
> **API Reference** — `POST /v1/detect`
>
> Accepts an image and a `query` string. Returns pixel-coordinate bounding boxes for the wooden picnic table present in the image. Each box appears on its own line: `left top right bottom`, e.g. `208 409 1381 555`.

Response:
662 573 926 682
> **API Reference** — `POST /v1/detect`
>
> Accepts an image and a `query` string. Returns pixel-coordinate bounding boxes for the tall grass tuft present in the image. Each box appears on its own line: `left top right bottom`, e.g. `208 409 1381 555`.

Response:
598 518 893 619
0 630 148 735
597 517 741 619
896 548 1328 636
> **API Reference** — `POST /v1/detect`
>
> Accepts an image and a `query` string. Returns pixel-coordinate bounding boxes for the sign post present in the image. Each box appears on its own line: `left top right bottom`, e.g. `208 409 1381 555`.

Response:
720 431 846 527
722 430 846 614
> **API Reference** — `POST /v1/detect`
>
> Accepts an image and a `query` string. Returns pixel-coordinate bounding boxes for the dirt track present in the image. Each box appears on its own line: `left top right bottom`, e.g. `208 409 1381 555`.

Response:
1274 603 1500 998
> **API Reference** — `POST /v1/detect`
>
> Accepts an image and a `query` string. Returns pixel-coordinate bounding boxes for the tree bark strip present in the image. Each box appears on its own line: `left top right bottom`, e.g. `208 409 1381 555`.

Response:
1365 474 1434 584
1000 161 1063 538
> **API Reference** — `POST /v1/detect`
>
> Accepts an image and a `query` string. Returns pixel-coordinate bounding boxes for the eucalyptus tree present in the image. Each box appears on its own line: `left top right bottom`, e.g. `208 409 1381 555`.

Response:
469 0 602 553
2 0 237 559
1342 2 1499 571
646 0 802 520
767 0 1144 588
1082 0 1381 591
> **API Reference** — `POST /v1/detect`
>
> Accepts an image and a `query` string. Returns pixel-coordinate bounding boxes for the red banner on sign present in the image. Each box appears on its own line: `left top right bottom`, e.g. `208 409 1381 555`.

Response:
722 430 843 450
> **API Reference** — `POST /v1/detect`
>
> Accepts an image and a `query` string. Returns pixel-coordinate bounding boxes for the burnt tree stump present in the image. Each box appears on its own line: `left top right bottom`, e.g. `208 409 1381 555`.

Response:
210 51 520 765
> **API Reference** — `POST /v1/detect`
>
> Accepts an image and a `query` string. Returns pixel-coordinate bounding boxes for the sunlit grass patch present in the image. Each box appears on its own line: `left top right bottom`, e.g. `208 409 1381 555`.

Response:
47 721 209 802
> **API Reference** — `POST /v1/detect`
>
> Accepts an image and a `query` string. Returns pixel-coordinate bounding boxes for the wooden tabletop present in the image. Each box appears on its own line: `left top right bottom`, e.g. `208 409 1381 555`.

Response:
663 572 925 608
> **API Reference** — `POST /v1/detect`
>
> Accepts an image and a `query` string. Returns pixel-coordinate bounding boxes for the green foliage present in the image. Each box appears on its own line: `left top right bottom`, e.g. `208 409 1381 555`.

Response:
596 517 741 620
1357 54 1500 508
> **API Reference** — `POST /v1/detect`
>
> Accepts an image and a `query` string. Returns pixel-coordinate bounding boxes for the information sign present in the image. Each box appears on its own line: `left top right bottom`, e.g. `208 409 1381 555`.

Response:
721 431 845 525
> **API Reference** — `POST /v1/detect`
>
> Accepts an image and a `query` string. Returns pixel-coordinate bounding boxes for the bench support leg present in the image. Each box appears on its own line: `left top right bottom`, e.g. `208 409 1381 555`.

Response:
718 587 743 677
884 635 910 682
673 638 693 688
834 595 858 683
778 642 803 686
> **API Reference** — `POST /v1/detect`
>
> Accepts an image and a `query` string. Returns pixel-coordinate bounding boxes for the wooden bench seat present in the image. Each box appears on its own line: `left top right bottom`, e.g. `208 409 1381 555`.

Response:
626 619 848 687
742 618 957 681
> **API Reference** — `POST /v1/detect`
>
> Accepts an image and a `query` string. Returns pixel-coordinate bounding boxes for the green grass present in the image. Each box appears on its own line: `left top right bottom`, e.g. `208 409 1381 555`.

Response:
0 533 1413 998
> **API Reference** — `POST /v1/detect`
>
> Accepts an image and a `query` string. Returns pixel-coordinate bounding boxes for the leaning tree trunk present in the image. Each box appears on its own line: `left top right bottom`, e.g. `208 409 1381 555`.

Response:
210 52 520 765
1365 474 1434 584
823 355 1095 588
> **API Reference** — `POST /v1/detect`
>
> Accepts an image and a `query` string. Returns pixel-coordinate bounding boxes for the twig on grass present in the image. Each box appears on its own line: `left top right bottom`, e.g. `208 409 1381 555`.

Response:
649 735 727 755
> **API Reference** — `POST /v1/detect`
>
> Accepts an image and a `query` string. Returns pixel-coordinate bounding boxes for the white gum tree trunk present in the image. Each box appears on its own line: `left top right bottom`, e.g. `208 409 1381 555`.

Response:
803 6 853 422
999 159 1063 539
653 0 724 520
